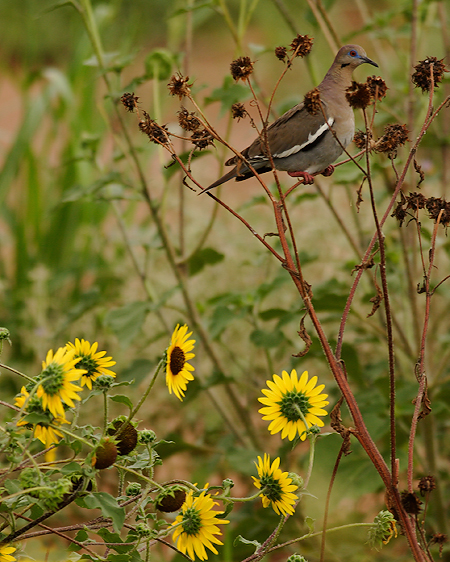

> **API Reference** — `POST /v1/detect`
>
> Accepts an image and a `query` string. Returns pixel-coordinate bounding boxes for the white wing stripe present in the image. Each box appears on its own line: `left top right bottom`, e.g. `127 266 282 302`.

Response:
273 117 335 159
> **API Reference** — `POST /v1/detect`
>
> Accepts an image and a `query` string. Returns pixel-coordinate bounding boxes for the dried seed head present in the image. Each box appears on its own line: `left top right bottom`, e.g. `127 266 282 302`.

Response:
121 92 139 113
391 192 408 227
231 102 247 121
168 73 192 99
353 129 373 149
418 475 436 496
430 533 448 556
367 75 388 101
425 197 450 226
412 57 447 93
400 491 422 515
374 123 409 156
346 81 372 109
289 34 314 57
303 88 322 115
178 107 201 132
191 129 214 150
275 46 288 62
230 56 254 81
139 111 170 145
406 192 427 211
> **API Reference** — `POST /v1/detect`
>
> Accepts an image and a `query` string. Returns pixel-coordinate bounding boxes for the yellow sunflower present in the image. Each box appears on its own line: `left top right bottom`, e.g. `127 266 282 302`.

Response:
252 454 298 517
258 369 329 441
171 487 229 560
15 386 69 449
165 324 195 401
66 338 116 389
36 347 86 418
0 545 16 562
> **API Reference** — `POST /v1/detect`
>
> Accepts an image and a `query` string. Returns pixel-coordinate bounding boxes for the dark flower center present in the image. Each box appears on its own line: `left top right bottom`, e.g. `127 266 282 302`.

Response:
76 355 98 378
170 346 186 375
260 475 283 502
278 391 311 422
181 506 202 535
40 363 65 396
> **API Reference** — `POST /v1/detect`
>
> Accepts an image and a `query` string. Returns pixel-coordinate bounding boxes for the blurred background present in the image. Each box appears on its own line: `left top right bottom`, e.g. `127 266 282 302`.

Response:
0 0 449 560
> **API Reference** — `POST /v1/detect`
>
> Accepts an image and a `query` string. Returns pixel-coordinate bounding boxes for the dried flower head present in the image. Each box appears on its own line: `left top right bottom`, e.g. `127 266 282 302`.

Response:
230 56 254 81
367 76 388 101
425 197 450 226
346 80 372 109
139 111 170 145
121 92 139 113
400 491 422 515
231 102 247 121
178 107 201 132
191 129 214 150
168 73 192 99
412 57 447 93
374 123 409 155
289 34 314 57
430 533 448 556
391 199 408 227
418 475 436 496
353 129 373 150
275 46 288 62
303 88 322 115
406 192 427 212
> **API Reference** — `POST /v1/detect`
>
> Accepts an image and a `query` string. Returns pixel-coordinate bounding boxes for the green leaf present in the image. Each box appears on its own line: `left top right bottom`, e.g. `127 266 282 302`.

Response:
60 462 82 475
23 412 51 425
169 1 214 18
68 529 89 551
312 278 349 312
104 302 151 346
204 76 251 115
145 49 175 80
208 305 241 340
234 535 261 548
97 528 132 553
109 394 133 411
305 516 315 533
250 328 285 348
188 247 225 276
258 308 288 321
108 554 143 562
83 492 125 533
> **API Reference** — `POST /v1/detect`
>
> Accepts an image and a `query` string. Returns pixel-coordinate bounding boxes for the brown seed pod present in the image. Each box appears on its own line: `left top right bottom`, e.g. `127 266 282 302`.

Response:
168 73 192 99
121 92 139 113
303 88 322 115
230 56 254 81
155 487 187 513
412 57 447 93
346 81 372 109
108 421 138 456
289 34 314 57
92 438 118 470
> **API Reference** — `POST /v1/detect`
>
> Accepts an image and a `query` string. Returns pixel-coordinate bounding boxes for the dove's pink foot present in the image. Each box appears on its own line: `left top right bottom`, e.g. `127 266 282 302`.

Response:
287 170 315 184
321 165 335 177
